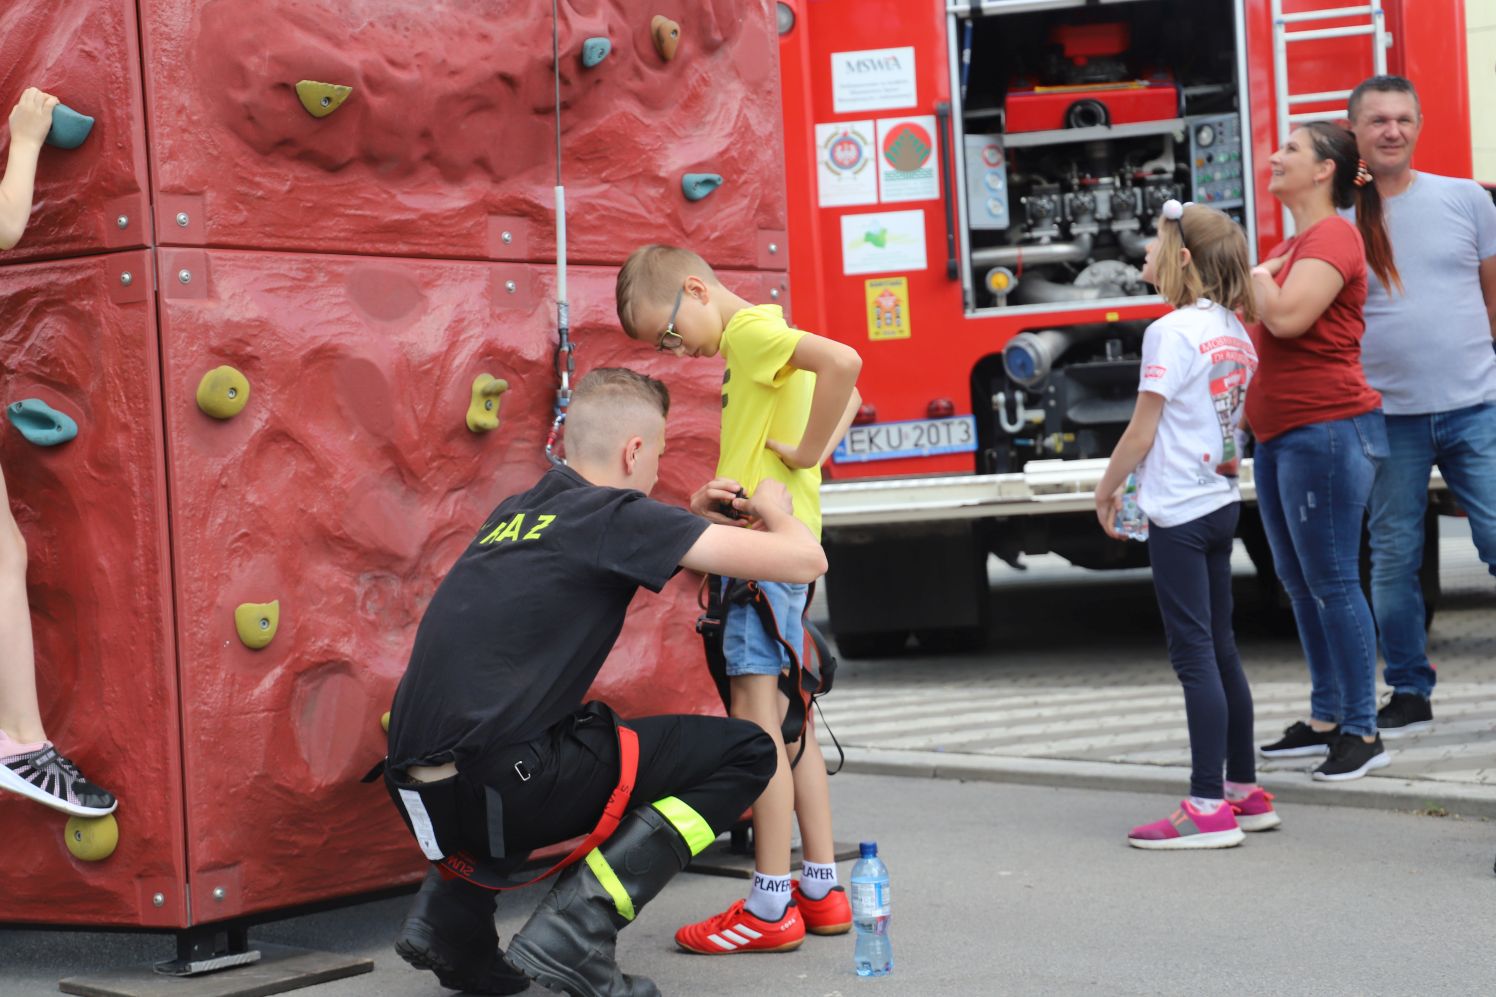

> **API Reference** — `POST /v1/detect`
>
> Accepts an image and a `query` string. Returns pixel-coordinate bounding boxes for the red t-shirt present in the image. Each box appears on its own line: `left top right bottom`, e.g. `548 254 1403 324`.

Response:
1245 216 1381 442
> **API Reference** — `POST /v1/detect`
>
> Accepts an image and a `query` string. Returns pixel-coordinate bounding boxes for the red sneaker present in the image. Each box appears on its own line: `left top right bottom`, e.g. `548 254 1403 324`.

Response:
674 899 805 954
792 882 851 935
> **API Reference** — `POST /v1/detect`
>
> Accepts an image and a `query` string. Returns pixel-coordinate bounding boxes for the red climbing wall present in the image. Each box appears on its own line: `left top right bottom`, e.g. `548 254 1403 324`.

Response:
1 0 788 928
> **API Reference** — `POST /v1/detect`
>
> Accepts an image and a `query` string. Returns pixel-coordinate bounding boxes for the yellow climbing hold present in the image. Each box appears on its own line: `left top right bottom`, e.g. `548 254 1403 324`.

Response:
296 80 353 118
466 373 509 433
234 601 280 650
65 814 119 862
196 366 250 420
381 711 391 733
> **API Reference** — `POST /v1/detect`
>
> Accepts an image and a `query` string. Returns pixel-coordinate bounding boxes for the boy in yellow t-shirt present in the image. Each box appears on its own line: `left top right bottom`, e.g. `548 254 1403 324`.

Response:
615 245 862 953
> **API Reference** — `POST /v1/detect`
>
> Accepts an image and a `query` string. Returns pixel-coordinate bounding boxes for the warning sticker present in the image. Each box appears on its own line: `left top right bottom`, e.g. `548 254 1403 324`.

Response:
876 116 940 203
866 277 911 340
816 121 878 208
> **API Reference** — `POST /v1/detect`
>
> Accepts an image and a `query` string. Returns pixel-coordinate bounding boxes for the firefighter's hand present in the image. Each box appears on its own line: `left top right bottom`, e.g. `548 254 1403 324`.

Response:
9 88 59 146
1096 486 1124 540
746 478 794 521
765 437 816 470
690 477 750 525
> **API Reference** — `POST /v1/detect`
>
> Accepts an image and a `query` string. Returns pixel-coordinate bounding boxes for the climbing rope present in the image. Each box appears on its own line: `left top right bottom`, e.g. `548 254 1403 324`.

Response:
544 0 574 467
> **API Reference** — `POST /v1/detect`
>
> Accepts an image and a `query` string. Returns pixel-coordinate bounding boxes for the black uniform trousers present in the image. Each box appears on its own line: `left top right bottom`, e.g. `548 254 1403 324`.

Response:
453 706 775 864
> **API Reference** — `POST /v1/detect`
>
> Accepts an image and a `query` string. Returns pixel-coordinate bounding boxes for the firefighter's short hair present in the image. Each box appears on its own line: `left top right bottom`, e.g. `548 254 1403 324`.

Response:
1152 205 1258 324
565 367 671 463
615 245 718 339
1348 75 1420 122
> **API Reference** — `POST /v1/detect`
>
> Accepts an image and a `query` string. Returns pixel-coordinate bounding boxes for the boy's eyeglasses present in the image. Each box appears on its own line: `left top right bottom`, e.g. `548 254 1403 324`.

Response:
656 287 686 352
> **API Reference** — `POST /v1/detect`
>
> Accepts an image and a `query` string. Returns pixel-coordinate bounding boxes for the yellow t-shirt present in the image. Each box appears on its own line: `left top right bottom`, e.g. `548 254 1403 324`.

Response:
716 305 821 539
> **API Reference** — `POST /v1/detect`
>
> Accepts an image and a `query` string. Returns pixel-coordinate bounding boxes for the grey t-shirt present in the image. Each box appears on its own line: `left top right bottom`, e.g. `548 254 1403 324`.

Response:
1343 172 1496 415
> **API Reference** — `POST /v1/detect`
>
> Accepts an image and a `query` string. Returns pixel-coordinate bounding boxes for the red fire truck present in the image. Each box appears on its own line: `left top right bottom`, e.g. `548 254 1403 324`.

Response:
776 0 1472 655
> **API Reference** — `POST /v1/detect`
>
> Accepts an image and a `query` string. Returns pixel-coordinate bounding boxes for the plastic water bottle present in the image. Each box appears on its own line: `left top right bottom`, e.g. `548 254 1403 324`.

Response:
1115 472 1149 541
850 841 892 977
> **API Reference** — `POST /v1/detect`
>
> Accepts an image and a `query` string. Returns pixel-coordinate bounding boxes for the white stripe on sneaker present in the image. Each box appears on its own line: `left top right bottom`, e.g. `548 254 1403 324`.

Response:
719 930 749 945
733 923 763 940
707 934 736 951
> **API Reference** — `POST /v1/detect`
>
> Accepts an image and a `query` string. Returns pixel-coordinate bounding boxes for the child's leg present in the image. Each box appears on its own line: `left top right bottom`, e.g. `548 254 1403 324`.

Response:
1146 513 1228 802
728 673 794 877
788 720 834 865
1208 505 1256 789
0 462 44 744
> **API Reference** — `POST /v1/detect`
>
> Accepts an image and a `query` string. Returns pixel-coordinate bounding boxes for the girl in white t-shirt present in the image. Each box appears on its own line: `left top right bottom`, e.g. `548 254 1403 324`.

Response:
1094 201 1273 850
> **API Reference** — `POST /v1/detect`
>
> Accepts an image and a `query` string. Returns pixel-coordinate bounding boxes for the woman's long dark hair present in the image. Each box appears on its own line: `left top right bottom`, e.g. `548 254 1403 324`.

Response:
1304 121 1402 293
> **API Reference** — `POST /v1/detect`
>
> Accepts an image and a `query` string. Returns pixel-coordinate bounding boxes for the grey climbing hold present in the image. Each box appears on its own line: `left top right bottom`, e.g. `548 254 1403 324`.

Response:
682 173 724 202
45 104 94 150
7 399 78 446
582 37 612 68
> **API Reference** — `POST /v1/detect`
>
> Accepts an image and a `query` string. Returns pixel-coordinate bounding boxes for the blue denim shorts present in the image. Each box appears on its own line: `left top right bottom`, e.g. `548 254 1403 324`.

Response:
721 580 809 677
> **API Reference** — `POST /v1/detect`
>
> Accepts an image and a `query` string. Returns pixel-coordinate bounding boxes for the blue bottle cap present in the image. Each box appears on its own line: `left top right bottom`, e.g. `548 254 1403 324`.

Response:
859 841 878 858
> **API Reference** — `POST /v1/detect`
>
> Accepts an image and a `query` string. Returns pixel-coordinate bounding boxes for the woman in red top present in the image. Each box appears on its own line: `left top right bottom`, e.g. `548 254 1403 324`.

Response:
1249 122 1398 782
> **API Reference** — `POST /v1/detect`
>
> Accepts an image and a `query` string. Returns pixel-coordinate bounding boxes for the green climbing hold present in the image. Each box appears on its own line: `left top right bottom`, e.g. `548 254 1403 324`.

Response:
6 399 77 446
682 173 723 202
45 104 94 150
582 37 612 68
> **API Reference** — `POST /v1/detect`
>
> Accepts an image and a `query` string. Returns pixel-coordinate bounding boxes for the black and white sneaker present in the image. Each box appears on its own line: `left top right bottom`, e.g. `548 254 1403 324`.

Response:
1312 732 1390 782
1377 692 1433 738
0 743 117 817
1259 721 1336 758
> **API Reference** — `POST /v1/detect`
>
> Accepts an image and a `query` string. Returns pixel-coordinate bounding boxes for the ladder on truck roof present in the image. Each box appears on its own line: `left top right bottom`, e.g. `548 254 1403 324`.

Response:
1270 1 1390 230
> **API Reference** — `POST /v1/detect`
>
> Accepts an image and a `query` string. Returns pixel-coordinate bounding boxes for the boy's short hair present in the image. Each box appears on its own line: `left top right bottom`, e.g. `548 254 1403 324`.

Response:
1348 75 1420 122
615 245 716 339
565 367 671 463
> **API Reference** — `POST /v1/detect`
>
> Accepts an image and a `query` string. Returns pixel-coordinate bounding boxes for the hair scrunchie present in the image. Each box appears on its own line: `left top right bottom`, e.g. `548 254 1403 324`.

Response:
1354 158 1374 187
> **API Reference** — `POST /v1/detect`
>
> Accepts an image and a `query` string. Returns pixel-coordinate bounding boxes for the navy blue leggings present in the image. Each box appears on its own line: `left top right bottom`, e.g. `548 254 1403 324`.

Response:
1147 502 1255 798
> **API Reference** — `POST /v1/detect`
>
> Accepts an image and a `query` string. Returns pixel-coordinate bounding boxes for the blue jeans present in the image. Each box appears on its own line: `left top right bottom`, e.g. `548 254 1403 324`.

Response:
1147 502 1255 799
1369 402 1496 697
722 580 808 677
1255 412 1388 736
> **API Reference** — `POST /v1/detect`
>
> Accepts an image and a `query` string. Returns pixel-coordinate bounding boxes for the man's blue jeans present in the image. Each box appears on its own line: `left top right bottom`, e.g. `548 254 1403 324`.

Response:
1369 401 1496 698
1255 412 1388 737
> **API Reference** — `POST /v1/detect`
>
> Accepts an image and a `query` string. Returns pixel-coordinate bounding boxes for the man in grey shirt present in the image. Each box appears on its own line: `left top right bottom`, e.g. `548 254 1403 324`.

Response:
1345 75 1496 735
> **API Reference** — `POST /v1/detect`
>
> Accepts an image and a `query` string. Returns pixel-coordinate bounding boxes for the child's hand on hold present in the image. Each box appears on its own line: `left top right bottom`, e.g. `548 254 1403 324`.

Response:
1096 486 1124 540
9 88 59 146
690 477 750 526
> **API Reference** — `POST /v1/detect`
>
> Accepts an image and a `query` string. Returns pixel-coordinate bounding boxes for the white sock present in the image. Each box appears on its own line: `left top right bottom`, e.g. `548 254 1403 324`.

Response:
799 861 838 900
1224 781 1256 802
744 872 792 921
1188 796 1224 814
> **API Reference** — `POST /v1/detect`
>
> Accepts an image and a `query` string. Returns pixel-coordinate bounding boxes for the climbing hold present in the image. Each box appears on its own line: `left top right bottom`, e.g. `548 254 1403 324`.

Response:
581 37 612 68
65 814 119 862
6 399 77 446
45 104 94 149
466 373 509 433
295 80 353 118
381 711 391 733
195 366 250 420
651 15 681 61
234 601 280 650
682 173 723 202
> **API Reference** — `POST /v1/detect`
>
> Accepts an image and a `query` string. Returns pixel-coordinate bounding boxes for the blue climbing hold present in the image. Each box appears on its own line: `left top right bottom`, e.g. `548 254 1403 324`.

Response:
582 37 612 68
682 173 724 202
45 104 95 150
7 399 78 447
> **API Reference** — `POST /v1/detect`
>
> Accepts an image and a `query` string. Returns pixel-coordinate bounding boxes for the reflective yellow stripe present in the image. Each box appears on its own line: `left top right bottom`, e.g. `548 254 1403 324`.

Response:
585 849 635 921
651 797 715 856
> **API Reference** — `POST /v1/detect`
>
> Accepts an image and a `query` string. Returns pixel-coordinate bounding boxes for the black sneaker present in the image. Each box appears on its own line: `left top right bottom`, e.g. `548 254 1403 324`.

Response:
1312 732 1390 782
1259 721 1335 758
0 742 117 817
1377 692 1433 738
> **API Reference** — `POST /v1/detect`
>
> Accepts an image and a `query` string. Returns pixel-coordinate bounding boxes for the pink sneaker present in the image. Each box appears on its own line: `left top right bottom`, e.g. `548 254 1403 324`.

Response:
1229 788 1282 832
1128 799 1244 850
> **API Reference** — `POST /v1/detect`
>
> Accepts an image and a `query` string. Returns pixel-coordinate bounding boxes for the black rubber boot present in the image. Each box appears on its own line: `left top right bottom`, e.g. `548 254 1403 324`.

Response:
507 806 692 997
395 868 530 994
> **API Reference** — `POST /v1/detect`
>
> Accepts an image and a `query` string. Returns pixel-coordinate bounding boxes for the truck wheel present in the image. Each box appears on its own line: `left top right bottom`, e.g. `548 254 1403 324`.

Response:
835 631 910 659
914 626 986 653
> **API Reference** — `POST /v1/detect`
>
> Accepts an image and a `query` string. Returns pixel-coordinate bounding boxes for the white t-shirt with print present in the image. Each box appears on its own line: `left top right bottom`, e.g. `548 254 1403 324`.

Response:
1136 301 1259 529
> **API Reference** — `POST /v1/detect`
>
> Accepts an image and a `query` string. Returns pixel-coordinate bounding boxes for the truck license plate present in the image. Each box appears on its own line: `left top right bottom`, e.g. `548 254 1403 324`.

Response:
833 416 978 463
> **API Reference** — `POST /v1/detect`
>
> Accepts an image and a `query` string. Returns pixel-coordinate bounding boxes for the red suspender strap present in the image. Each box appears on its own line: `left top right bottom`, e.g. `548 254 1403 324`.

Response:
438 723 641 890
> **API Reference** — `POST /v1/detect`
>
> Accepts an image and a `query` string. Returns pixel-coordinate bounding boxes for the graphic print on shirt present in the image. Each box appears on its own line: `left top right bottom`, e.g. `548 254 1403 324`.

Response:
1202 335 1256 476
